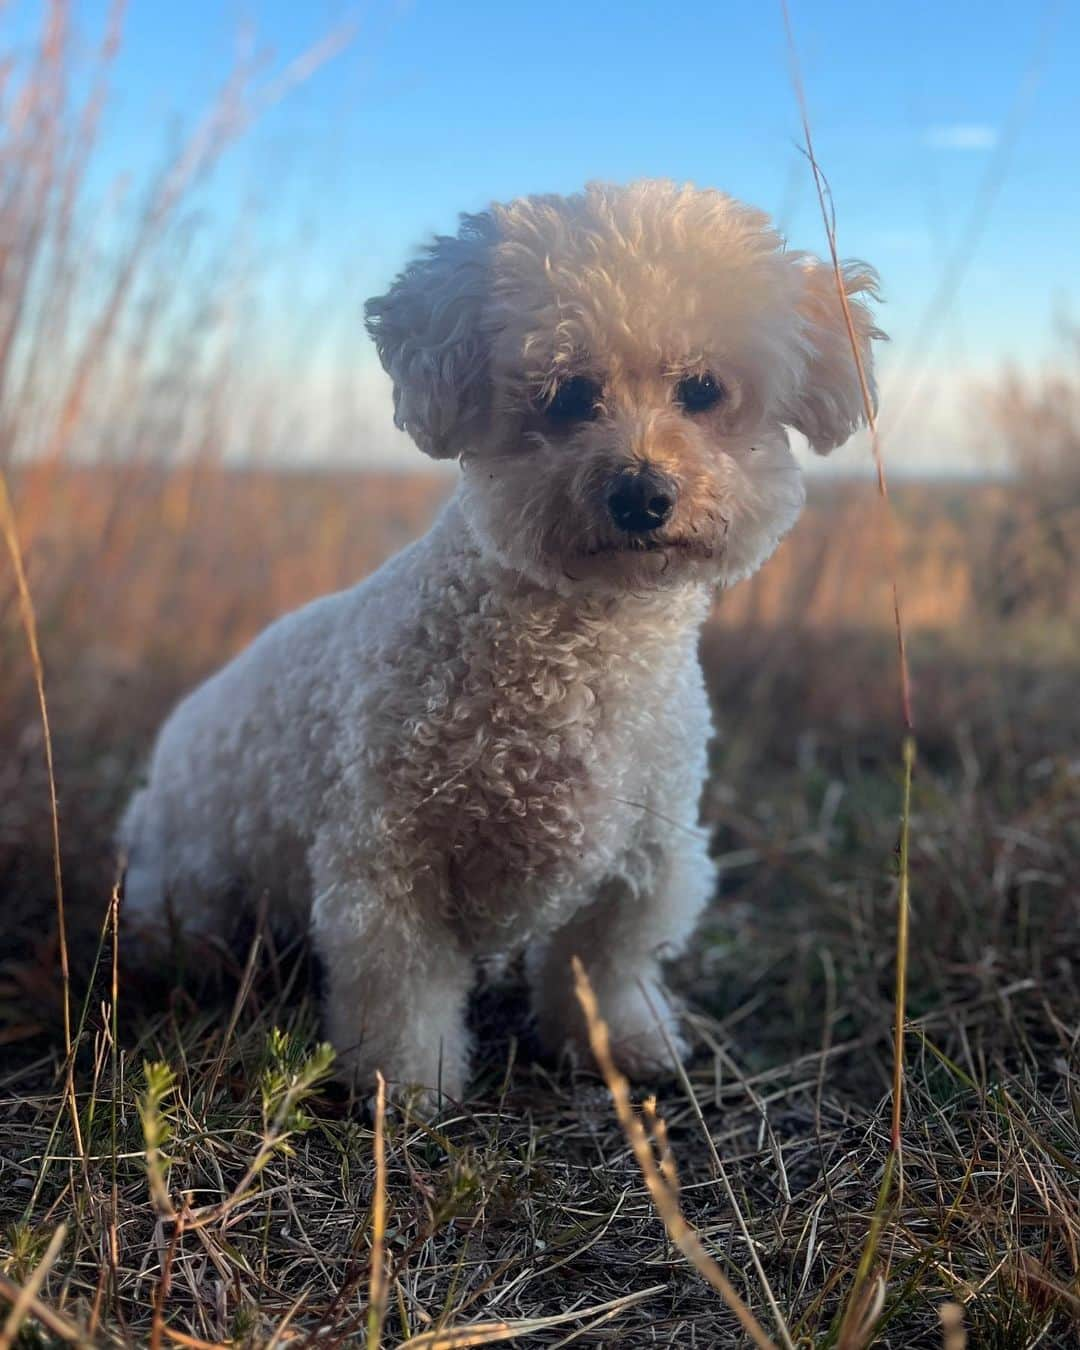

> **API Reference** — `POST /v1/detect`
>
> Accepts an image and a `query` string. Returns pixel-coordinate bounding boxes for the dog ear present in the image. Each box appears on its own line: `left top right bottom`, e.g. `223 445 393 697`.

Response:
783 258 884 455
365 212 497 459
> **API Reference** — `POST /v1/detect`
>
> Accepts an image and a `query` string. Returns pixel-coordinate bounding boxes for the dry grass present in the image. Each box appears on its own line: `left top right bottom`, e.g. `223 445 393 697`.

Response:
2 735 1079 1347
2 4 1080 1345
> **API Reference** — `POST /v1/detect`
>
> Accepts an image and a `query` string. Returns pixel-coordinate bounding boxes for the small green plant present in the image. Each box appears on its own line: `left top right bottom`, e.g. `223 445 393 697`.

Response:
254 1028 335 1167
136 1059 178 1213
259 1026 335 1136
1 1223 50 1284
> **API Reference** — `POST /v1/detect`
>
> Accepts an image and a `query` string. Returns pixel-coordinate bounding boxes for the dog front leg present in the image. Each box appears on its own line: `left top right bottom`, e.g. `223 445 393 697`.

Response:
528 838 715 1078
309 858 473 1109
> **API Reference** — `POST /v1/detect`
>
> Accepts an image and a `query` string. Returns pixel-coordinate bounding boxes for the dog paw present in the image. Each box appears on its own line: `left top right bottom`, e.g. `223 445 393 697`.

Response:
608 1022 688 1080
365 1079 461 1121
599 986 689 1081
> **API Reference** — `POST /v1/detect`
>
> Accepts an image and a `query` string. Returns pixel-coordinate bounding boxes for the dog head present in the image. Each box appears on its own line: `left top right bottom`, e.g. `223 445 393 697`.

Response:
366 179 883 592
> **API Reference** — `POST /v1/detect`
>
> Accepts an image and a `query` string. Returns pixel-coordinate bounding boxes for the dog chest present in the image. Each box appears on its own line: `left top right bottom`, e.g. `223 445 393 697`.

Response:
367 580 703 942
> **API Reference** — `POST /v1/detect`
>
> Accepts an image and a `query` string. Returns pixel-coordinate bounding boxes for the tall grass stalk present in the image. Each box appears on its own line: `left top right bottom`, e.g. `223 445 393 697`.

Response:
0 470 76 1148
780 0 915 1165
640 981 796 1350
572 957 781 1349
779 7 922 1344
368 1071 389 1349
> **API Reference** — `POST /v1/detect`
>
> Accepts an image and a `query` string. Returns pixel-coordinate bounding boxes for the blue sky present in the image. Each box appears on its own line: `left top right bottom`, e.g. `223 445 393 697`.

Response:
25 0 1080 470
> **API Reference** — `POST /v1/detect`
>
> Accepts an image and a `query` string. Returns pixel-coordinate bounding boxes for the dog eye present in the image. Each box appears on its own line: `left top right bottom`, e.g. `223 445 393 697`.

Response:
544 376 603 423
676 372 726 414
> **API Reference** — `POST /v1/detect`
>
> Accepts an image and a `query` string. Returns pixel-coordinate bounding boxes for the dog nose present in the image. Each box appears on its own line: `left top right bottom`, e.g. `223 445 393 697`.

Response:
607 466 677 534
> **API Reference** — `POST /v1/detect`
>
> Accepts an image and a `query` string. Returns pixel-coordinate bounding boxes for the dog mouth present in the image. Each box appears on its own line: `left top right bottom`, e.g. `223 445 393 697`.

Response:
578 535 716 560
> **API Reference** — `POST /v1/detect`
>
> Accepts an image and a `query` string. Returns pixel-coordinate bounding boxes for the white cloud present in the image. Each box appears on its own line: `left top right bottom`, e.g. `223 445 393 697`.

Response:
924 124 998 151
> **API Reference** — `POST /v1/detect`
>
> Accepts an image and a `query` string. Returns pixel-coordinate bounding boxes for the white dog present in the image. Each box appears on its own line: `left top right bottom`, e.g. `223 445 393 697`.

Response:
119 180 880 1104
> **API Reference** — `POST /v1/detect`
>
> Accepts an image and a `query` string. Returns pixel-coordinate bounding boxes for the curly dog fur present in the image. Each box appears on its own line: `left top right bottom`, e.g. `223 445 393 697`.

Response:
119 180 882 1104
